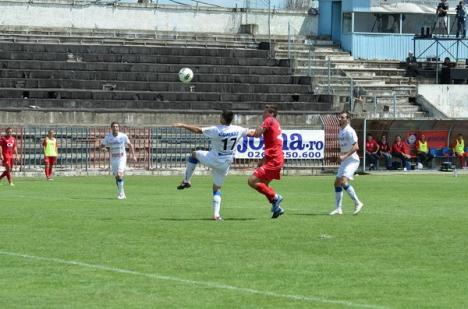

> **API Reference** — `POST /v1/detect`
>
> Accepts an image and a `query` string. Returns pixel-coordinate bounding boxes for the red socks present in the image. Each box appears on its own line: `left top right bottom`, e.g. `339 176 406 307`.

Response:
1 171 12 183
45 165 53 178
255 183 276 202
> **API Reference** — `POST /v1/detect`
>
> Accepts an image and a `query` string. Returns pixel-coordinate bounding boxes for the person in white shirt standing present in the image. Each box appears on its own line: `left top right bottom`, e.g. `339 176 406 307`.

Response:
174 110 249 221
330 112 364 215
100 122 137 200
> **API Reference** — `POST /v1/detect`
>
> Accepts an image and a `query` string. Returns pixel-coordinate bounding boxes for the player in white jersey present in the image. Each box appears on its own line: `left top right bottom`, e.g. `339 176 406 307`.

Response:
330 112 364 215
174 110 249 220
100 122 137 200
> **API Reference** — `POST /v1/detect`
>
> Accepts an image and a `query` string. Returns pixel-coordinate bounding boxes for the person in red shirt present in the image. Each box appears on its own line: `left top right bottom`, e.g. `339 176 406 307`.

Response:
378 135 393 170
247 105 284 218
0 127 18 186
365 133 380 170
391 135 412 170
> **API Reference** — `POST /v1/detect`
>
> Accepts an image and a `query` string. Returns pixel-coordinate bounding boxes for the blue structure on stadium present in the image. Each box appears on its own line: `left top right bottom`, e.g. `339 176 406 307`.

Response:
318 0 468 61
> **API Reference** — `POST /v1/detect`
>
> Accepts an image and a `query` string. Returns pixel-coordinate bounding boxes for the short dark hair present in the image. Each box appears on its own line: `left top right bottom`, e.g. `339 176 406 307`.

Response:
221 110 234 125
264 104 278 117
110 121 119 128
5 127 12 132
339 111 350 119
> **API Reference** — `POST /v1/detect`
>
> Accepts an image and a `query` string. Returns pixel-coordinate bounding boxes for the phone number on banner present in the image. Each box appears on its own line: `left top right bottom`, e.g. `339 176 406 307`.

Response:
235 130 325 160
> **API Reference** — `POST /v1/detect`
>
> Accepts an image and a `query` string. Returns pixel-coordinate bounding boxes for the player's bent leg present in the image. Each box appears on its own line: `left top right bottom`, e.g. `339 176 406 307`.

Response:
248 174 284 218
178 151 200 189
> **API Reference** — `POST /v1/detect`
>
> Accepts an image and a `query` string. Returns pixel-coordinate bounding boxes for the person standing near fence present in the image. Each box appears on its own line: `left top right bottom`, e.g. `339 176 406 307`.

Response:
435 0 449 35
365 133 380 170
174 110 249 221
100 122 137 200
330 112 364 216
42 129 58 180
456 1 466 38
452 133 465 168
247 105 285 219
0 127 17 186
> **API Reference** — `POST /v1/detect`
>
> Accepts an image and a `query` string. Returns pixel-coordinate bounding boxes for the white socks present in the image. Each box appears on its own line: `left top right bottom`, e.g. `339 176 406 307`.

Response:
335 186 343 209
184 157 198 183
343 183 361 205
116 178 124 194
213 191 221 217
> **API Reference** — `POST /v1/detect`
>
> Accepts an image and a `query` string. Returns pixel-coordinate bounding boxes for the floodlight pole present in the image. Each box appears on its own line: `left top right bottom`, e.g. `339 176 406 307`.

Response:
268 0 272 58
363 118 367 173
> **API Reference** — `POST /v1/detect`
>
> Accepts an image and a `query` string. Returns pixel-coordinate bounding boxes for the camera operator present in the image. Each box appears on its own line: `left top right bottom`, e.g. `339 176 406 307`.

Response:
456 1 466 38
435 0 449 35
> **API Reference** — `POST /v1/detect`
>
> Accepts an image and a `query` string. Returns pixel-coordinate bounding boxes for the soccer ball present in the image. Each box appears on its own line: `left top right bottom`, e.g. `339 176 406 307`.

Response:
178 67 193 84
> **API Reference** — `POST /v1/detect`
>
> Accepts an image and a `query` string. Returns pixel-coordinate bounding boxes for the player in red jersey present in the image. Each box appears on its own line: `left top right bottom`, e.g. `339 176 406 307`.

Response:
247 105 284 218
0 127 18 186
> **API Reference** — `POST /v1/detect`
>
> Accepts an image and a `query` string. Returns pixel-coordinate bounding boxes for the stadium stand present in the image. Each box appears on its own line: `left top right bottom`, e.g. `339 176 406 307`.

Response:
274 39 425 117
0 39 337 117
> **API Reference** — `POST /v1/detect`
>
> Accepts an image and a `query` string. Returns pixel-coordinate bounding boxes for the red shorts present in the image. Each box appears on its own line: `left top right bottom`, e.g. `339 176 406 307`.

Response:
2 156 13 167
44 156 57 165
254 159 283 181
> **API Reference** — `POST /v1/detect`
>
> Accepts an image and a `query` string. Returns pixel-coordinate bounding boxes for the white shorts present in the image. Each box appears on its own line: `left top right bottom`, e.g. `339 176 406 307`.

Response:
336 157 360 180
111 156 127 175
195 150 232 186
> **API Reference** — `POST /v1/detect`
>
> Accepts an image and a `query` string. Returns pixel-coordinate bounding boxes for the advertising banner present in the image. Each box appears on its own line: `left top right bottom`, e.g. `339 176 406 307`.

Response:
235 130 325 160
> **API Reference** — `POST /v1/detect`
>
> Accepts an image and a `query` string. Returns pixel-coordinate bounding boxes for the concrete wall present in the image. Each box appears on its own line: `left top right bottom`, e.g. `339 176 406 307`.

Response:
0 110 324 127
418 85 468 118
0 0 317 36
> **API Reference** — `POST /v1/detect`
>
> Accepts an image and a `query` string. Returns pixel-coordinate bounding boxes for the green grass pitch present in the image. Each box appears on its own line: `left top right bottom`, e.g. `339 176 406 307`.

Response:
0 174 467 309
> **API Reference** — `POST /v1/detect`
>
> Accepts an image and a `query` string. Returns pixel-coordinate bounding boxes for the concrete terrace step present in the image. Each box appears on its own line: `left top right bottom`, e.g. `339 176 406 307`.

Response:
0 36 258 49
1 60 291 76
0 41 268 58
0 88 320 102
0 78 313 93
0 69 312 85
0 51 281 67
0 99 334 112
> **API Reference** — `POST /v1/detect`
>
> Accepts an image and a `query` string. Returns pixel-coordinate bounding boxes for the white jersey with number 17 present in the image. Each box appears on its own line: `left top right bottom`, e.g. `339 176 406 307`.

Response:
202 125 248 159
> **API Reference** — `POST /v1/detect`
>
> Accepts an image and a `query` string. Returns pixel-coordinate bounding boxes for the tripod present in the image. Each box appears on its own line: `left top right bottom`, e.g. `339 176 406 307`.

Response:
432 14 449 36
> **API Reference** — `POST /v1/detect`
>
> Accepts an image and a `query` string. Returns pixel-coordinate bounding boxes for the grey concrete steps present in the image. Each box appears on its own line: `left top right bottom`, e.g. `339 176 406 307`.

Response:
1 59 291 75
0 88 320 103
0 98 332 111
0 41 268 58
0 69 311 85
0 78 312 93
0 50 281 67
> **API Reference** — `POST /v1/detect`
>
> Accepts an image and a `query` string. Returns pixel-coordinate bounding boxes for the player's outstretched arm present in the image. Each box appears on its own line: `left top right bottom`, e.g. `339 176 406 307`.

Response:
248 126 266 138
173 123 203 134
127 141 137 162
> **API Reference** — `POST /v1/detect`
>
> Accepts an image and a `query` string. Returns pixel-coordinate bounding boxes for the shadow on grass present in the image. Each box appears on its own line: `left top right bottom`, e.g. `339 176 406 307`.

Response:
159 217 257 221
290 213 330 216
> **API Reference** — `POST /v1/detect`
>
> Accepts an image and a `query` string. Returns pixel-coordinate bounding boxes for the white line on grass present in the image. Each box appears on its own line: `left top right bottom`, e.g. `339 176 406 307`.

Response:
0 250 389 309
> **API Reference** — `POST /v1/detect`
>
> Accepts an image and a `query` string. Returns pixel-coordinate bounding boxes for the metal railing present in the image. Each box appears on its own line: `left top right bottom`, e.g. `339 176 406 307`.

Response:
1 126 334 174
